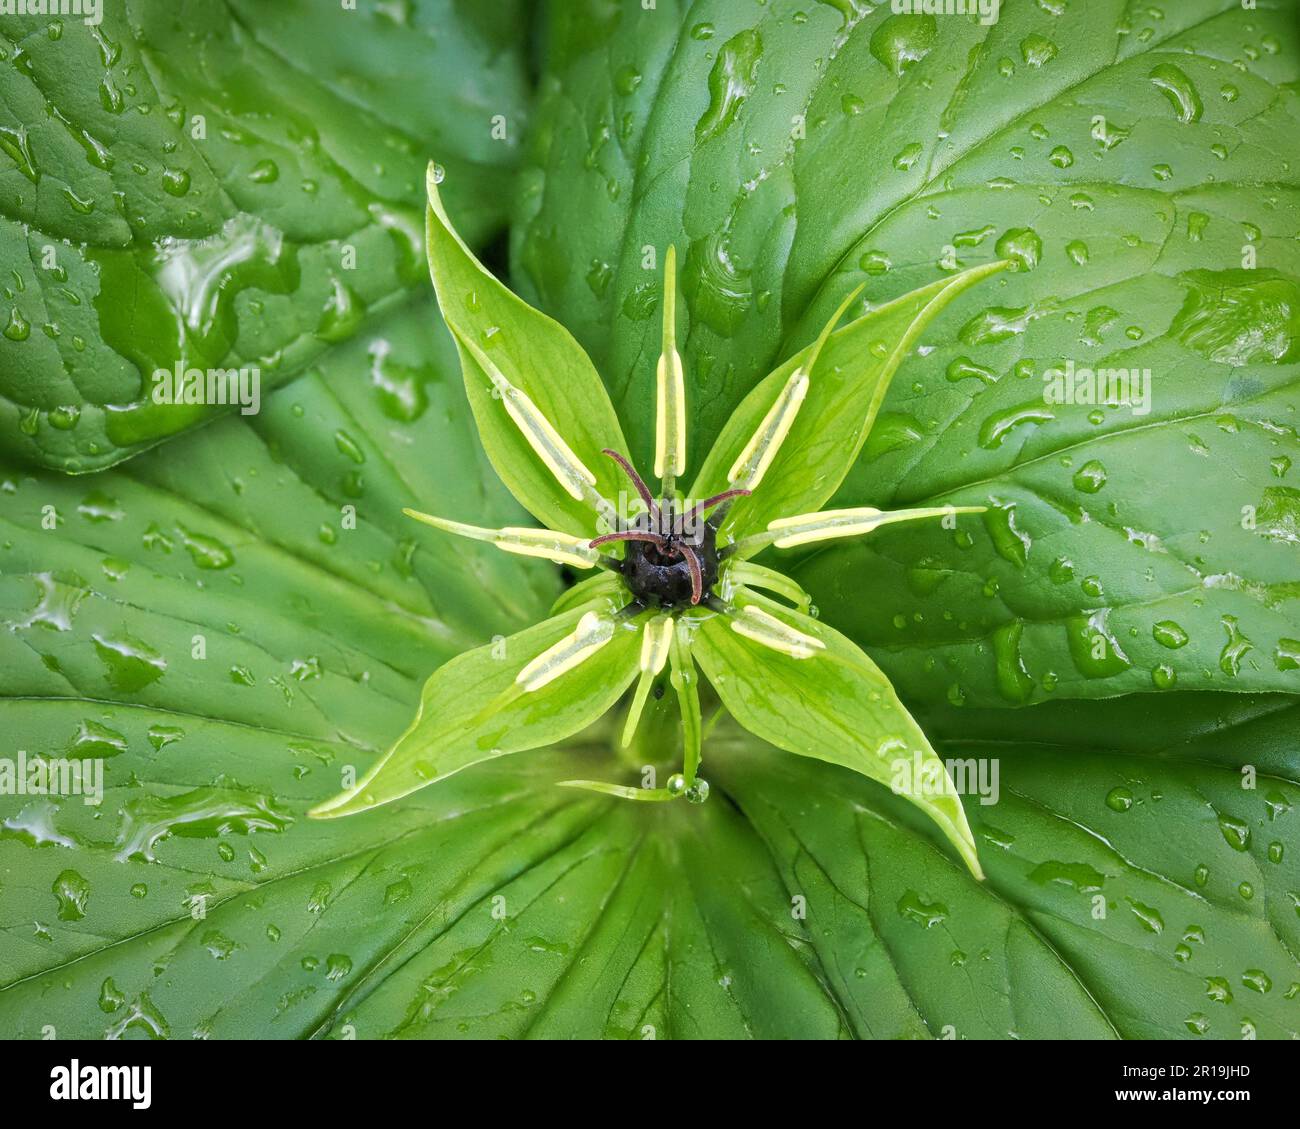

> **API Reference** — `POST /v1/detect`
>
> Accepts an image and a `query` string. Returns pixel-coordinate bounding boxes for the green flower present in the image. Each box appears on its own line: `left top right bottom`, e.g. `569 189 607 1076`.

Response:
311 164 1010 879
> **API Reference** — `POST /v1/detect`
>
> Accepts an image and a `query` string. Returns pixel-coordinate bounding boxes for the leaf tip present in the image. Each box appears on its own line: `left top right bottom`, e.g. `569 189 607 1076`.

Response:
425 159 445 204
424 160 462 246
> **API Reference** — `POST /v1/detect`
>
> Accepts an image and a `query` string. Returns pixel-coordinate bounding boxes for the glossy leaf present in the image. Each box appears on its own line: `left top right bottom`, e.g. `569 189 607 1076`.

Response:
0 0 531 471
792 277 1300 703
518 1 1300 702
2 338 1295 1033
5 700 1295 1037
3 0 1299 1044
691 590 982 878
516 1 1298 461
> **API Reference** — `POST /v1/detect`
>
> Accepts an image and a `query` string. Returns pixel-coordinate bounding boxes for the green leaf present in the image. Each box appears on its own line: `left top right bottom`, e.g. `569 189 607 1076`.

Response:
721 719 1300 1041
916 690 1300 779
691 590 982 879
516 2 1299 468
692 263 1007 540
4 0 1299 1044
311 604 642 818
6 704 1295 1037
4 325 1226 1036
0 295 555 696
515 1 1300 702
790 268 1300 702
427 172 631 535
0 0 530 471
2 342 1294 1034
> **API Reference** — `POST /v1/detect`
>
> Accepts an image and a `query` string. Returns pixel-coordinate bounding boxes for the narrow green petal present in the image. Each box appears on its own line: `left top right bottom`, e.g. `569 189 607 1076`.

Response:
550 571 624 616
670 622 702 785
404 509 603 569
620 674 655 749
557 780 678 802
693 590 984 879
721 560 811 611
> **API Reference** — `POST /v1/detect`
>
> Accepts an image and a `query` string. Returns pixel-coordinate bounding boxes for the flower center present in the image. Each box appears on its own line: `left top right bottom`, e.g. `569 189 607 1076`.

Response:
620 508 719 609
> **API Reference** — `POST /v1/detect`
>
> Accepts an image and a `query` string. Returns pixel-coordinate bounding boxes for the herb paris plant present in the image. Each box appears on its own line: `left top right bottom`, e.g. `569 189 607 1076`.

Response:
311 165 1010 880
3 1 1295 1043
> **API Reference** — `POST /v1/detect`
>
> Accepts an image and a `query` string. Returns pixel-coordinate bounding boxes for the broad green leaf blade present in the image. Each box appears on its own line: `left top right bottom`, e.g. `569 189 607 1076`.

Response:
312 605 641 818
0 0 530 471
713 739 1120 1041
720 723 1300 1041
427 174 630 537
4 0 1299 1045
515 0 1298 463
692 262 1007 541
227 0 528 238
793 290 1300 697
691 591 982 879
10 711 1293 1038
915 690 1300 779
0 298 553 693
793 280 1300 703
517 1 1300 702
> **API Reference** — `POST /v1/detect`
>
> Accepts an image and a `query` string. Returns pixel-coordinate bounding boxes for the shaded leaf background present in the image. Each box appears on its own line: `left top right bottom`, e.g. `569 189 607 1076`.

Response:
0 0 530 469
0 0 1297 1039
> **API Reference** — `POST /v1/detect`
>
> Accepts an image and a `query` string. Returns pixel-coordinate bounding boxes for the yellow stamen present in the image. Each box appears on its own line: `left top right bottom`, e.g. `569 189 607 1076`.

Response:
403 510 602 569
766 505 987 548
726 505 988 558
655 245 687 490
516 612 615 692
729 605 825 659
725 285 863 495
456 331 598 502
639 613 674 674
726 371 808 491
